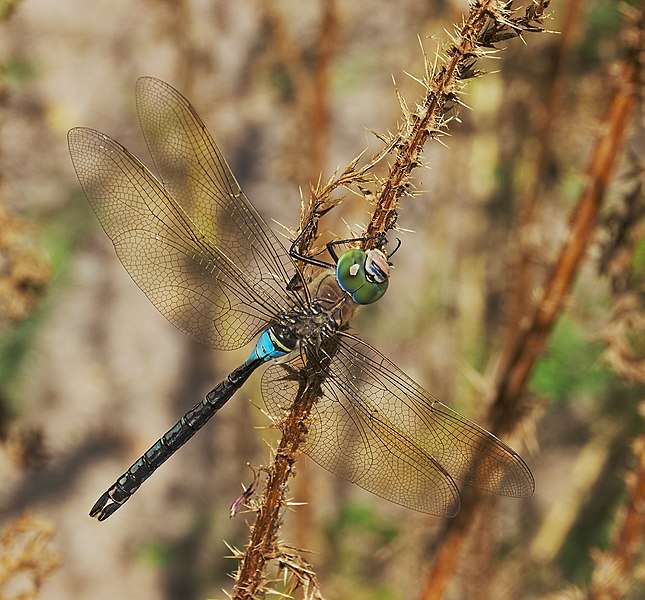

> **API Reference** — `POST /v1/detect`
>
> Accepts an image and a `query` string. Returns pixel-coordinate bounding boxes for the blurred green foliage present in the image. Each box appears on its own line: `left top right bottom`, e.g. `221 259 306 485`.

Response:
0 0 20 22
323 502 400 599
1 57 39 86
138 539 182 567
578 0 624 64
531 314 612 405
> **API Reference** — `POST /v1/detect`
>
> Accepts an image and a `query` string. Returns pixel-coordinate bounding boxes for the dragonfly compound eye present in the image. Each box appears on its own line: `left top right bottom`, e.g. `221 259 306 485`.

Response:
336 249 368 293
336 248 389 305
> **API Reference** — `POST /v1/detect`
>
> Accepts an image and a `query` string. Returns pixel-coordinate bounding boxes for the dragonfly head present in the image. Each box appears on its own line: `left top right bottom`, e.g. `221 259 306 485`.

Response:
336 248 389 305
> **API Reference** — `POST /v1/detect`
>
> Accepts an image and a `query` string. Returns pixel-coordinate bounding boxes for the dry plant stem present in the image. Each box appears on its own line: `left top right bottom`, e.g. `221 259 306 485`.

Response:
262 0 338 188
506 0 583 334
366 0 505 239
262 3 312 114
233 7 337 598
421 61 637 600
295 0 337 555
234 1 550 596
491 61 636 433
232 383 323 599
309 0 336 184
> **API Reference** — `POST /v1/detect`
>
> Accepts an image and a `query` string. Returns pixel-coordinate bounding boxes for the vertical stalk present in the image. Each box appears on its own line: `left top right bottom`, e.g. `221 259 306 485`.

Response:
421 60 637 600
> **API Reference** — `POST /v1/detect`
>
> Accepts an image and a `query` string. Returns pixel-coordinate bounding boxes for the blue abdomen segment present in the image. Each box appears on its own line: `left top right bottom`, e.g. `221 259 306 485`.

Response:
249 326 294 362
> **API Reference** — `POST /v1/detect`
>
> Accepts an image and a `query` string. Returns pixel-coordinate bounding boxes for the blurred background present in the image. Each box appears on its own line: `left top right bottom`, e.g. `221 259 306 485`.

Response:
1 0 644 598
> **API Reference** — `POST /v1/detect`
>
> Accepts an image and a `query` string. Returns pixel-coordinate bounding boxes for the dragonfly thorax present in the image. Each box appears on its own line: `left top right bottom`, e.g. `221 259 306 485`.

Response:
263 271 358 359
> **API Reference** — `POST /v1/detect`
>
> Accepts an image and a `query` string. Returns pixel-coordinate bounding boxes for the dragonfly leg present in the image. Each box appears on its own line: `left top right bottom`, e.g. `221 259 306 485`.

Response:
325 231 390 262
289 203 393 267
289 203 335 269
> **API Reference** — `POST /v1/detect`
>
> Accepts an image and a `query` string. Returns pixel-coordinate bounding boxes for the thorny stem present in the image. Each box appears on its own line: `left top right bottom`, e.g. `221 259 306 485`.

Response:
366 0 551 241
421 58 637 600
232 5 338 598
233 1 551 597
365 20 476 238
588 432 645 600
232 384 320 599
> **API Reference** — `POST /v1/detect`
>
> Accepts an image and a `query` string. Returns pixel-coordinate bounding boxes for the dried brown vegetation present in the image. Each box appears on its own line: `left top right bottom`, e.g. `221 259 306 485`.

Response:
0 514 59 600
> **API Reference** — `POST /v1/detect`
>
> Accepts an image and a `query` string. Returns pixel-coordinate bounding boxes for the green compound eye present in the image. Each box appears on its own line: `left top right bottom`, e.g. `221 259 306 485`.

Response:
336 248 389 305
336 249 368 293
351 277 388 304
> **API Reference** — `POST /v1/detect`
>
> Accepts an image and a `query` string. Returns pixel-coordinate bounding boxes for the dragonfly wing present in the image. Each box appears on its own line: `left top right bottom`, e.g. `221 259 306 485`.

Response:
330 335 535 497
262 334 534 516
262 354 462 517
135 77 301 314
68 127 279 350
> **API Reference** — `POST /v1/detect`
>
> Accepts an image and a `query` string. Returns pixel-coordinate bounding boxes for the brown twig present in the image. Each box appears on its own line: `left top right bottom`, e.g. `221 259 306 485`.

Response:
421 53 637 600
365 0 552 242
261 0 338 191
309 0 337 186
232 383 322 599
586 10 645 591
505 0 584 341
492 61 635 433
586 430 645 600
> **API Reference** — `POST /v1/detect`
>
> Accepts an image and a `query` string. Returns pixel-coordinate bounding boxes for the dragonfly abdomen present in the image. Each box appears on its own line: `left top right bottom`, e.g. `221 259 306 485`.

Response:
89 324 298 521
89 357 265 520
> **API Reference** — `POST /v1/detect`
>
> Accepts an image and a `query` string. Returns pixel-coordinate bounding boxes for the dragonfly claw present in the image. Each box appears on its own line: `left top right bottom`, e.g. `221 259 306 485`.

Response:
89 489 126 521
89 491 111 519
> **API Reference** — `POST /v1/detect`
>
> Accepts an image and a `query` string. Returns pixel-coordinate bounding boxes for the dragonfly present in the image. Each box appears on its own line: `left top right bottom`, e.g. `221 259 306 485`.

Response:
68 77 534 522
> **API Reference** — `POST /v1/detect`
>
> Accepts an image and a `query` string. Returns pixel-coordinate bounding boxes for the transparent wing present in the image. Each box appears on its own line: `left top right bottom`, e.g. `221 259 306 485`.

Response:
68 127 289 350
135 77 301 313
261 335 534 516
